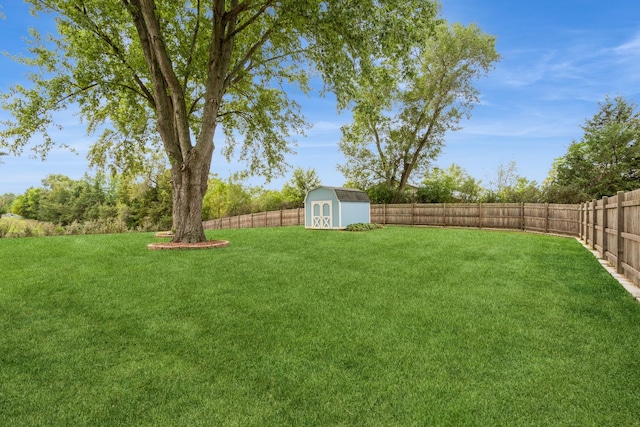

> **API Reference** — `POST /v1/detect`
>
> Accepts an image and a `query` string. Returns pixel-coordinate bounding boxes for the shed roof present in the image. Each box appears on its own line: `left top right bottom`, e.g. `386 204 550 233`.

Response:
310 186 370 202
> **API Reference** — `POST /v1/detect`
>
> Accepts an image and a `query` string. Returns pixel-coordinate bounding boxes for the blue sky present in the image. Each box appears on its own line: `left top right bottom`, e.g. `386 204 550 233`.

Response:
1 1 640 195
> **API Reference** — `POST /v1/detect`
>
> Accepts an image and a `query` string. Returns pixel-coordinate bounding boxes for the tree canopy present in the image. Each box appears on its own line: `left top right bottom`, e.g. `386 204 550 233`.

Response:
545 95 640 202
1 0 439 242
338 21 499 192
418 163 483 203
282 167 320 206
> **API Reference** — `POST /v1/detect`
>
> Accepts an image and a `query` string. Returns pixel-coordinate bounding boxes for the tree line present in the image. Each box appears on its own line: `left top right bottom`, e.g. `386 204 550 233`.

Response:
2 171 172 231
0 162 532 229
0 167 321 229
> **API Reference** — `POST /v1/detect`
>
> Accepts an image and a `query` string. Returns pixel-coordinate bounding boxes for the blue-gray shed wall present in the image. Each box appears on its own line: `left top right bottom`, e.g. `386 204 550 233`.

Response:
339 201 370 227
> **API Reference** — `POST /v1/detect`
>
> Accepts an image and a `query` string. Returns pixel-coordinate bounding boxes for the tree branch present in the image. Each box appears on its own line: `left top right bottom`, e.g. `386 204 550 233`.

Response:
225 1 273 41
182 0 202 89
73 3 156 109
224 27 273 91
123 0 183 163
55 83 100 107
188 94 204 116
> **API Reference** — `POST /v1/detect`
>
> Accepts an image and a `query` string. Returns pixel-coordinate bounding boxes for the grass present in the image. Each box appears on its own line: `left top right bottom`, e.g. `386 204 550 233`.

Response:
1 226 640 426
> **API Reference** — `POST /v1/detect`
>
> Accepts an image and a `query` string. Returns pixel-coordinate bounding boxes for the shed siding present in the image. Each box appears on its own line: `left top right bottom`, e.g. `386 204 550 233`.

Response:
339 201 370 227
305 187 339 228
307 187 336 202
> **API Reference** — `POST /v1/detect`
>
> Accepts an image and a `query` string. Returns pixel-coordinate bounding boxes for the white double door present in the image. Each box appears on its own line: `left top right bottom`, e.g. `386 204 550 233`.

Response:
312 201 332 229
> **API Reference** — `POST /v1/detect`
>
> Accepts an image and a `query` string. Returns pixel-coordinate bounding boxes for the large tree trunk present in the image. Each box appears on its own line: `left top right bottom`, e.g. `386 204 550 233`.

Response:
170 150 211 243
171 170 206 243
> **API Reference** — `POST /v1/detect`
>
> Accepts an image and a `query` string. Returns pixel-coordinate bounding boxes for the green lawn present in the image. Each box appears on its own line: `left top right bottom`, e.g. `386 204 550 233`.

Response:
1 226 639 426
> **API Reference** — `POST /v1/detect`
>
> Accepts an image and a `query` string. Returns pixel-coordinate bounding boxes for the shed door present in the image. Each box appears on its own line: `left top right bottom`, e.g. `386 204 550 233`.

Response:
312 201 332 229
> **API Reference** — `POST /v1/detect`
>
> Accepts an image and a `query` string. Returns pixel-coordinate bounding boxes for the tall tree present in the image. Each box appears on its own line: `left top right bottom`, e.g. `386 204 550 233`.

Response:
37 174 77 224
201 174 255 219
0 0 438 243
282 167 320 207
338 21 499 192
481 161 541 203
0 193 16 215
546 95 640 202
11 187 41 219
418 163 483 203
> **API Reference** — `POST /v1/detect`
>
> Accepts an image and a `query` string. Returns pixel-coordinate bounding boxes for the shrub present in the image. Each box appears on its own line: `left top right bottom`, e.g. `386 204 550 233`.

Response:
0 219 38 237
0 219 12 237
344 223 384 232
0 217 133 238
80 218 129 235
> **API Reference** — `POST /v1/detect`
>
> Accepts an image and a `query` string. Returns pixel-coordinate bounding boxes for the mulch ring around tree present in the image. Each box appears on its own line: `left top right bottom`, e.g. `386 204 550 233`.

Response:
148 232 230 250
155 231 175 238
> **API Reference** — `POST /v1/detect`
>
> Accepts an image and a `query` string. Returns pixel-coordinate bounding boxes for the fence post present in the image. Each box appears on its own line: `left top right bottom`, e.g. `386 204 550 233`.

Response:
580 203 583 240
383 204 386 225
545 203 549 234
411 203 415 226
601 196 608 259
443 203 447 227
520 202 525 230
280 209 283 227
583 202 588 241
616 191 624 274
577 203 582 238
591 199 597 249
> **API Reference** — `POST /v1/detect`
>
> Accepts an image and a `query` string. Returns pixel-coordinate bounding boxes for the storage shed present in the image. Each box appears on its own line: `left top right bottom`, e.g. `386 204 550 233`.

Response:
304 186 370 229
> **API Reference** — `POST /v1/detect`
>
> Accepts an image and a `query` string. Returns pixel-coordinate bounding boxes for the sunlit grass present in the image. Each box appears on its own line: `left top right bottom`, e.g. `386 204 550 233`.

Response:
1 227 639 425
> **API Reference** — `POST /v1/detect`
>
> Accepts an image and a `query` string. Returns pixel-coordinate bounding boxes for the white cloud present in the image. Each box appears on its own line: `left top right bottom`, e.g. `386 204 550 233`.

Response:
497 49 558 87
309 120 345 133
614 32 640 54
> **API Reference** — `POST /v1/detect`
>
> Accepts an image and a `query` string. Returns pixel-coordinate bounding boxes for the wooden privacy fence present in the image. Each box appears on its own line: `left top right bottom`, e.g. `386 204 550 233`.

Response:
579 189 640 287
203 202 580 236
203 208 305 230
370 203 580 235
